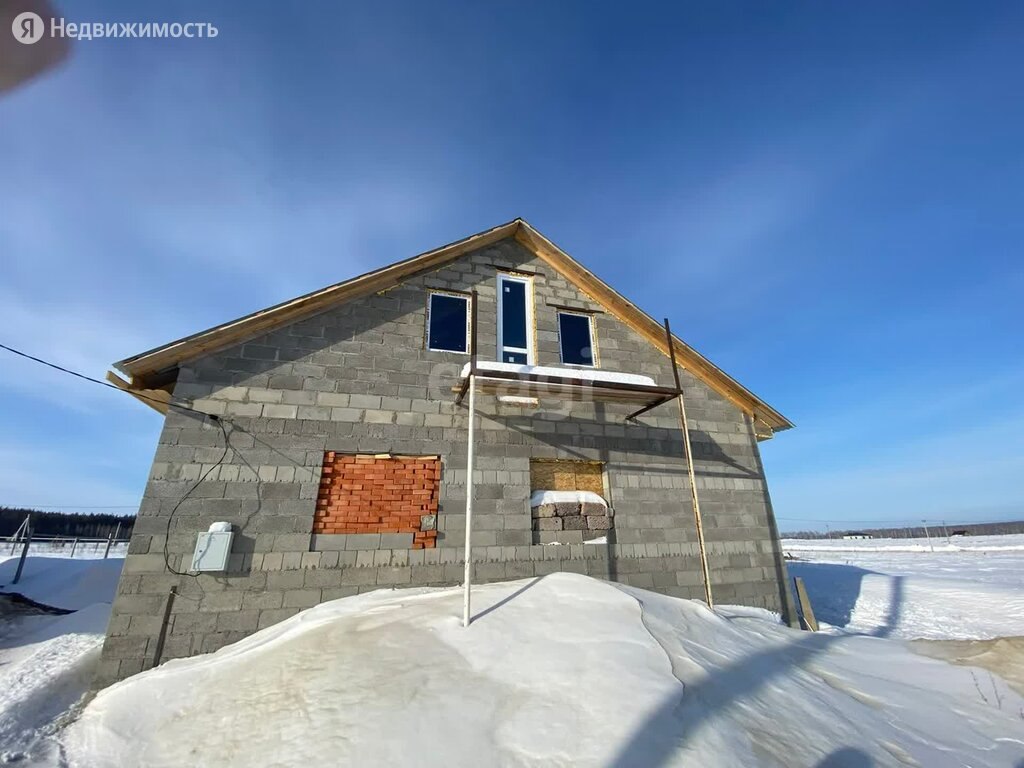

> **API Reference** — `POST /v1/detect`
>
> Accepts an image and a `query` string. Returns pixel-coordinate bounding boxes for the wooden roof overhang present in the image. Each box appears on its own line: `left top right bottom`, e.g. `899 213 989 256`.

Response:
109 219 793 435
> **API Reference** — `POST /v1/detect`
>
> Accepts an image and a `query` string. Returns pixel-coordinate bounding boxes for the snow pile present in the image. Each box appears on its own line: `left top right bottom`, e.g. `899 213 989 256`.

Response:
529 490 608 508
0 557 122 763
64 574 1024 767
0 605 112 764
461 360 657 387
0 556 125 611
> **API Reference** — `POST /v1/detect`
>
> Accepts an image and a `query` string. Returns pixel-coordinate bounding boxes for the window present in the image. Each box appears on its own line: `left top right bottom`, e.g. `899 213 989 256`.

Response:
558 312 596 366
497 274 534 364
426 292 469 353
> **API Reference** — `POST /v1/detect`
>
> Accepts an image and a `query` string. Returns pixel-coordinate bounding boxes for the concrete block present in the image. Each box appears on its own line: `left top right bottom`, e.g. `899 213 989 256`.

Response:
379 533 414 549
122 554 170 574
273 534 312 551
283 588 322 608
311 534 348 551
171 612 218 634
376 567 411 586
339 567 378 586
216 610 261 632
266 570 307 590
346 534 381 550
241 591 284 610
199 591 244 613
257 607 301 630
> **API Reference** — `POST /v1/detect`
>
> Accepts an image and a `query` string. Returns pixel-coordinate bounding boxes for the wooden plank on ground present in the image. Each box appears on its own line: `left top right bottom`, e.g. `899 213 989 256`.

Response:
793 577 819 632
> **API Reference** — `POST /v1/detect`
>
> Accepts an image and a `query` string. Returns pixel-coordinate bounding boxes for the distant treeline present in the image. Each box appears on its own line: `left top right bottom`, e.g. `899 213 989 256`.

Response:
783 519 1024 539
0 507 135 539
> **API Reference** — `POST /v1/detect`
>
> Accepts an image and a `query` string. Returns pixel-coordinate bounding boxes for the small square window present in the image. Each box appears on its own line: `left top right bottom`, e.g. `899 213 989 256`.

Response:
558 312 595 366
427 293 469 353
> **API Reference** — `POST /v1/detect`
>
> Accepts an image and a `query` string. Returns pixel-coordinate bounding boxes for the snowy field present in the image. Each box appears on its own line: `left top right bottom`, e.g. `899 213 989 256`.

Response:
784 534 1024 640
0 541 128 562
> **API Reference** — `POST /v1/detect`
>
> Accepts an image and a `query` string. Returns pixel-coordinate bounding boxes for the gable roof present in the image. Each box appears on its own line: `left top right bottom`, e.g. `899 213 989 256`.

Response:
112 219 793 434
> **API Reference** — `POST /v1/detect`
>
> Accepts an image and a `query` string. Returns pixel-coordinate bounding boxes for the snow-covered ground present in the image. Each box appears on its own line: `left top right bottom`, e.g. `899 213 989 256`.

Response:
784 534 1024 639
0 541 129 562
63 573 1024 767
0 557 123 764
0 556 125 611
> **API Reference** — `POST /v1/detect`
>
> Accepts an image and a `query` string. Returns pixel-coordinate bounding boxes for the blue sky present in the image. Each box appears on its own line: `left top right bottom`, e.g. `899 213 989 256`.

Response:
2 1 1022 531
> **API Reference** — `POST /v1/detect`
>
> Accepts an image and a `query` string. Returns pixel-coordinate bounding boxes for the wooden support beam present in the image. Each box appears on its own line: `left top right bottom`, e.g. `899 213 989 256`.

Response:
665 318 714 610
793 577 819 632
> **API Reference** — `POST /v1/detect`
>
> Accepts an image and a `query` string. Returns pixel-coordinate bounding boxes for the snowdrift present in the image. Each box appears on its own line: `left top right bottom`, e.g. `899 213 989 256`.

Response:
0 557 121 762
64 574 1024 767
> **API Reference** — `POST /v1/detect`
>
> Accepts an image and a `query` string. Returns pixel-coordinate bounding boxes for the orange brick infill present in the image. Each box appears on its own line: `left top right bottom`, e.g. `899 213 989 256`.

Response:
314 454 440 542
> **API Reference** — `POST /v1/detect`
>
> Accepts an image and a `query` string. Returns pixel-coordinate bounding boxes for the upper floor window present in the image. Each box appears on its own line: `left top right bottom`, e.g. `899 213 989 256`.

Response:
426 291 470 353
558 311 596 367
497 273 534 364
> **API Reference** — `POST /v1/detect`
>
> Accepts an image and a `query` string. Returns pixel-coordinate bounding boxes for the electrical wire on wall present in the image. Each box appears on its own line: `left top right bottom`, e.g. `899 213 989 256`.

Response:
162 415 231 577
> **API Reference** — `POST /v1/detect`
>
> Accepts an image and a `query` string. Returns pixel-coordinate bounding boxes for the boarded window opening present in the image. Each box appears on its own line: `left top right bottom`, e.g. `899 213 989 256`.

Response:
529 459 611 544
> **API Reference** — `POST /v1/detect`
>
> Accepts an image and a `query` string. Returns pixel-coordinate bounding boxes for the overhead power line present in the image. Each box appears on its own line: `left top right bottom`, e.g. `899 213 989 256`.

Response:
0 342 207 417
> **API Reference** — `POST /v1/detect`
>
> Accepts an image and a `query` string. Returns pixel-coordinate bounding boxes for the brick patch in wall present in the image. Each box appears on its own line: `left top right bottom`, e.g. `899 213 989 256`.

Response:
314 453 440 548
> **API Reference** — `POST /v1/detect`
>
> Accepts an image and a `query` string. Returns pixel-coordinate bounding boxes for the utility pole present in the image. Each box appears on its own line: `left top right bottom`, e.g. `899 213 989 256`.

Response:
922 520 934 552
13 522 32 584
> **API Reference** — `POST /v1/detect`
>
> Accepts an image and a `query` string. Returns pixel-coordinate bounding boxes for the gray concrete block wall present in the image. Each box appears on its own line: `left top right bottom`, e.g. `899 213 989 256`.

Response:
96 237 795 687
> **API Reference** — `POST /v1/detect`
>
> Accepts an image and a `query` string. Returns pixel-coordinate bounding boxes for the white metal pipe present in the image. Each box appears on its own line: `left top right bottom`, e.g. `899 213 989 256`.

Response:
462 374 477 627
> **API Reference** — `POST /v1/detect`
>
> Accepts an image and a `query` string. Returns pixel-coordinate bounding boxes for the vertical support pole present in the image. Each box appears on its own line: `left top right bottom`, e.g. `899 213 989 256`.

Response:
103 533 114 559
664 318 713 610
463 290 479 627
13 524 32 585
152 587 178 667
114 521 121 542
70 537 78 559
921 520 934 552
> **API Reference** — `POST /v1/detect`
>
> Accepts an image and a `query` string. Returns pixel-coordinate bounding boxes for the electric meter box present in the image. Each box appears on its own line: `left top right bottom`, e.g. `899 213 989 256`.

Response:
191 526 234 572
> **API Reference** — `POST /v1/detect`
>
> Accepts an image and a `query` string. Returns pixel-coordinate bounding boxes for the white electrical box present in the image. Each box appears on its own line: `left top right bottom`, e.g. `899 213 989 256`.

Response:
191 524 234 572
